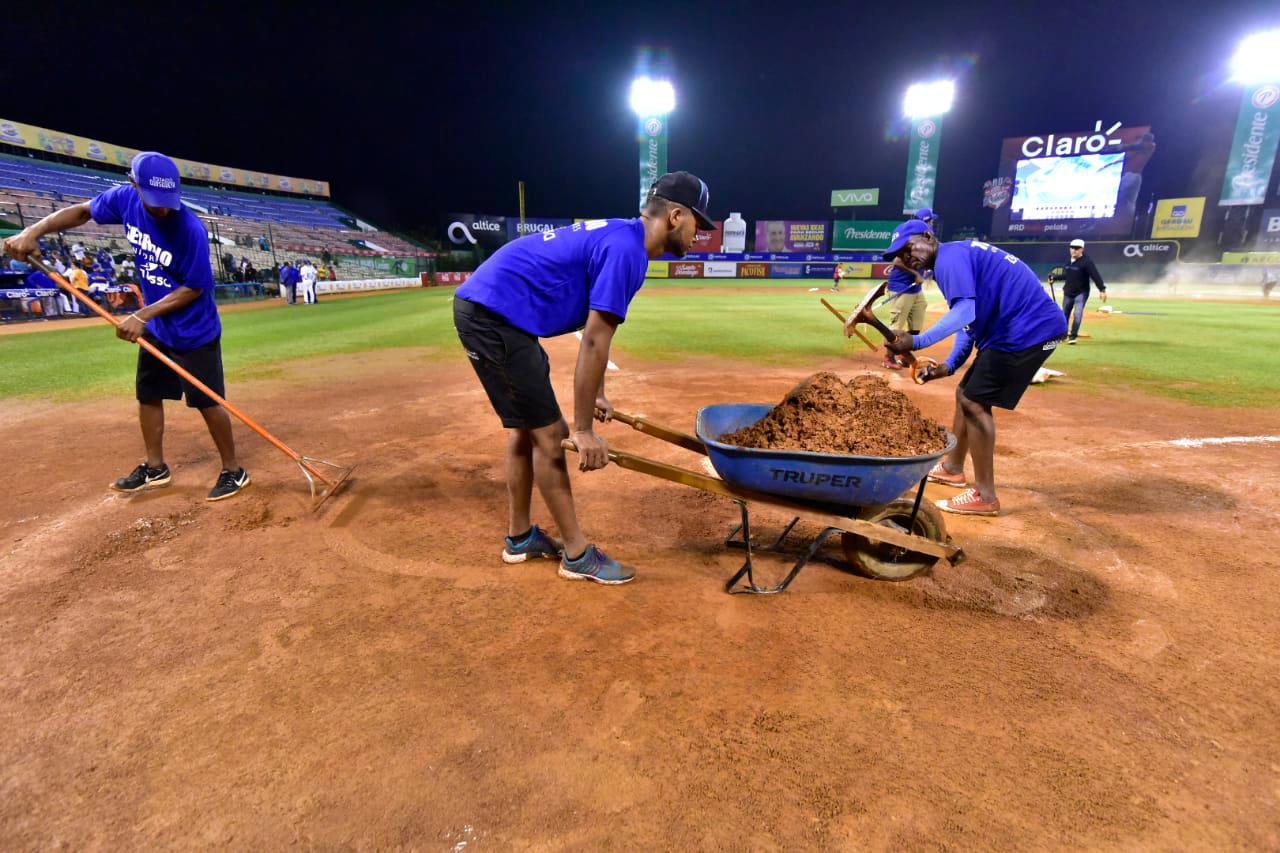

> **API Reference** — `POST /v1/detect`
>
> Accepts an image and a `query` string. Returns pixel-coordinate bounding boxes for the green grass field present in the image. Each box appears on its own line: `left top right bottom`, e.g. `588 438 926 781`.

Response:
1 283 1276 407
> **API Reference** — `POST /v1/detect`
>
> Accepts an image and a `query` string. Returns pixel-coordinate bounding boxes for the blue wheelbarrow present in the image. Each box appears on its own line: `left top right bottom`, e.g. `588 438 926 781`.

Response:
563 403 964 594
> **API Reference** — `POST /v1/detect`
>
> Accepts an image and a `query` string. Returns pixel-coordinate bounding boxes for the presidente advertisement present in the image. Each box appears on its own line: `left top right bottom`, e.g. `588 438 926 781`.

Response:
1219 83 1280 206
990 122 1157 239
753 220 828 252
0 117 330 197
832 220 900 251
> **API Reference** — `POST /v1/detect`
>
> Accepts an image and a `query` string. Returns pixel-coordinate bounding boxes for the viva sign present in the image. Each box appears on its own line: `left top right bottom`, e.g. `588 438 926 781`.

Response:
637 115 668 210
903 118 942 214
832 220 900 250
1220 83 1280 206
830 188 879 207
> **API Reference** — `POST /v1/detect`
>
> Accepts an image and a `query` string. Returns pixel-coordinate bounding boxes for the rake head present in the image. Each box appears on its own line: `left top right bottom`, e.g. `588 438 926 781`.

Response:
296 456 357 512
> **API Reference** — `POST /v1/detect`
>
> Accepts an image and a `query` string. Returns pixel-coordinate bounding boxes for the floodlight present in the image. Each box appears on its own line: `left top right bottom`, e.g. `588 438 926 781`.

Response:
630 77 676 116
903 80 955 118
1231 29 1280 84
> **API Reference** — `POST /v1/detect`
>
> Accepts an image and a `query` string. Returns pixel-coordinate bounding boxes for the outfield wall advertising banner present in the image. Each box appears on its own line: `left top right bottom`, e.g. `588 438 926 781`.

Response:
444 213 508 251
837 262 873 278
703 261 738 277
692 221 724 253
336 255 421 276
903 118 942 214
830 188 880 207
991 122 1156 238
753 221 829 252
1219 83 1280 206
1257 208 1280 250
0 117 330 196
647 260 669 278
670 261 704 278
768 264 806 278
1150 197 1205 239
505 218 572 241
832 220 899 250
739 262 769 278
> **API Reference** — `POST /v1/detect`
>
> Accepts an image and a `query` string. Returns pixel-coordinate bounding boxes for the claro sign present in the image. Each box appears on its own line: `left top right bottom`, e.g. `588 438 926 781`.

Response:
1020 120 1124 158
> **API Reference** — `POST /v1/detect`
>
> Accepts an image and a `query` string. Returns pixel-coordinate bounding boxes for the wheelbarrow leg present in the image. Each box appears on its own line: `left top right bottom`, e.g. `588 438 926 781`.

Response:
725 513 800 553
725 502 841 595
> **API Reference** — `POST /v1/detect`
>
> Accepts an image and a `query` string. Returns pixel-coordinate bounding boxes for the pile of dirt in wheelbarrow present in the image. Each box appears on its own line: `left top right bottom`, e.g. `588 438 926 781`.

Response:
719 372 947 456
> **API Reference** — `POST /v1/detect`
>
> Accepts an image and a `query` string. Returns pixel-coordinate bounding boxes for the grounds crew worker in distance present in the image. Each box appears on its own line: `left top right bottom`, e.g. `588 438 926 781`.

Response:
1048 238 1106 344
883 220 1067 517
882 206 936 370
2 152 250 501
453 171 713 585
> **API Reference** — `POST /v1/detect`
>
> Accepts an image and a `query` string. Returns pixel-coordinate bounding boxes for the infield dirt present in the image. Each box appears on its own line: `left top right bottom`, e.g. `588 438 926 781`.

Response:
2 333 1279 848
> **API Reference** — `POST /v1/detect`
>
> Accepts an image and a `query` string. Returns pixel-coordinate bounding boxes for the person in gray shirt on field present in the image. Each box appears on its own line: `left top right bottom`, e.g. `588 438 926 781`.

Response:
1049 238 1106 344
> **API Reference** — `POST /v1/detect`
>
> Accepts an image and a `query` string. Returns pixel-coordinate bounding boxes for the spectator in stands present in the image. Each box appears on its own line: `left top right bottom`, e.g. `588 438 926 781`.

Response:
328 266 337 282
221 251 234 279
299 259 319 304
279 260 299 304
321 247 332 266
258 235 270 251
7 254 30 273
71 241 86 263
2 150 250 501
119 257 136 282
238 255 250 282
317 264 329 282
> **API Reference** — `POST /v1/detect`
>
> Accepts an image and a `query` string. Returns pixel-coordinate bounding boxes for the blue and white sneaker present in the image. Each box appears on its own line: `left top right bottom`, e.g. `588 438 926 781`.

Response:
558 544 635 585
501 525 563 564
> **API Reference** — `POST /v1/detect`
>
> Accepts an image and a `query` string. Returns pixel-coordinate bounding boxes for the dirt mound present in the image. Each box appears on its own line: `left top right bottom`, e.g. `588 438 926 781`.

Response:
720 372 947 456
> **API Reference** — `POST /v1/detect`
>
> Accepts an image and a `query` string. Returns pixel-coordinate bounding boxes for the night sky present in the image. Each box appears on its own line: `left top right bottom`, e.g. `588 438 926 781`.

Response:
6 0 1278 233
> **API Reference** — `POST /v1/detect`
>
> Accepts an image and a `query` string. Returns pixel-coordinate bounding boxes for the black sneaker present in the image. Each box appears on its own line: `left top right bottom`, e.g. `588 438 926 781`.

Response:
111 462 171 493
207 468 251 502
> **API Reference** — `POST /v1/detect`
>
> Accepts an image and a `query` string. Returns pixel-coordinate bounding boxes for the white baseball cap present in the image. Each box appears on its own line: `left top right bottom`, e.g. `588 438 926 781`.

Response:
1069 239 1085 248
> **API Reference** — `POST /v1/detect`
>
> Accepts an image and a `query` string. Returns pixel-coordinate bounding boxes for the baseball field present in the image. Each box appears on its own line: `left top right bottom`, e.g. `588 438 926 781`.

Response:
2 283 1278 847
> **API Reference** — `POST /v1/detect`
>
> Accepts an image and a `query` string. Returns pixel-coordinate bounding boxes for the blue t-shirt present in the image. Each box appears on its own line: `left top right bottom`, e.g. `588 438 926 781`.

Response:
89 185 220 350
887 265 922 295
456 218 648 338
933 240 1067 352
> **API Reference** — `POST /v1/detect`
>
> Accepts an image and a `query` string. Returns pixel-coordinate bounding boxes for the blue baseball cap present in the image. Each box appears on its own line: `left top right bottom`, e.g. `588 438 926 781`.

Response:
883 219 934 260
915 207 936 222
129 152 182 210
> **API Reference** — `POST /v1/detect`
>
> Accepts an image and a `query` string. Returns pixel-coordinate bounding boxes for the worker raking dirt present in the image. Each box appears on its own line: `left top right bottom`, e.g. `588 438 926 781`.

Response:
720 372 947 456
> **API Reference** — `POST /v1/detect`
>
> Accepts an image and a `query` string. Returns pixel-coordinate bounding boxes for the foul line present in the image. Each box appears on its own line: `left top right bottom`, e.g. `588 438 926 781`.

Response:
1161 435 1280 448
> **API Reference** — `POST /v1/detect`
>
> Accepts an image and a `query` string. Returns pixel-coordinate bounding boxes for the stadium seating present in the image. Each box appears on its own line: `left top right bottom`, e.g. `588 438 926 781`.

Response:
0 153 428 281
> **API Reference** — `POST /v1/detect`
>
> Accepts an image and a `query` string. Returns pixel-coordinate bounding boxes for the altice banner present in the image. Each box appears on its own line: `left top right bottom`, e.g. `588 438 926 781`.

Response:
1219 83 1280 206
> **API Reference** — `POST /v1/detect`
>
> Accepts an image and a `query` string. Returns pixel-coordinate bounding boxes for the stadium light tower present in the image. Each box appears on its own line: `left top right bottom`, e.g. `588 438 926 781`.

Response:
631 76 675 210
1230 28 1280 83
901 80 954 216
903 80 955 119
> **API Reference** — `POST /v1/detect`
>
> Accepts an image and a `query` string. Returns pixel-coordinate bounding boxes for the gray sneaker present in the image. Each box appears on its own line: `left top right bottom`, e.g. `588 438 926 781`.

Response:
558 544 635 585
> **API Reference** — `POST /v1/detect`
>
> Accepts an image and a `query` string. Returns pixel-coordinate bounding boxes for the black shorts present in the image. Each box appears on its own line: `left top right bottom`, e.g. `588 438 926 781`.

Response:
959 337 1061 410
136 333 226 409
454 298 562 430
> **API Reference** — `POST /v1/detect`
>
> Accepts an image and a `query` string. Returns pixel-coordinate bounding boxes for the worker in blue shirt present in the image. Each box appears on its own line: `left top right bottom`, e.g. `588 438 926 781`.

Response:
883 220 1067 517
454 171 712 585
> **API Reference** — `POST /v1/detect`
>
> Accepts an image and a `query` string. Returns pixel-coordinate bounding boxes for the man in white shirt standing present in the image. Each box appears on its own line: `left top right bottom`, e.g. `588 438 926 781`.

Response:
299 259 319 305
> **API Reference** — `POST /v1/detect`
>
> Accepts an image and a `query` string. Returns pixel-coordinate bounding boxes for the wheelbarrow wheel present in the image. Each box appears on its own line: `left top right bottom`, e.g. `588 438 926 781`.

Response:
842 498 948 581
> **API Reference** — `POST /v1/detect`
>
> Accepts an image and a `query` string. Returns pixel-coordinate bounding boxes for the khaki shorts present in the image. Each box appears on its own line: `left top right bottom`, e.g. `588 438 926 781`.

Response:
889 291 928 331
